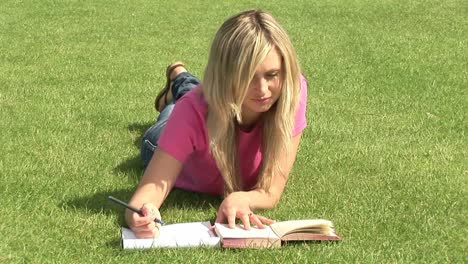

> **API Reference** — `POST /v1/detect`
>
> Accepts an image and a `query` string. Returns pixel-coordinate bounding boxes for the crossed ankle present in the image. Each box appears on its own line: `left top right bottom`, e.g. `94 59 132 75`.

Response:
170 66 188 80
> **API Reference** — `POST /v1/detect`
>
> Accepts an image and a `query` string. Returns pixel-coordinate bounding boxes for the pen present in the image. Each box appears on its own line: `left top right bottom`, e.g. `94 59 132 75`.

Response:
108 195 165 225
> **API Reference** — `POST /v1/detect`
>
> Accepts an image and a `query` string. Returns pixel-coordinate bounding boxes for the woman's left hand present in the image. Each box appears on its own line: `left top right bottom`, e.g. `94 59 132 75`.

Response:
215 191 275 229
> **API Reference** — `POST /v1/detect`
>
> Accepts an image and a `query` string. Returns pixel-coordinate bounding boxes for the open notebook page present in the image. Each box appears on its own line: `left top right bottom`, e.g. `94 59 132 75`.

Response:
269 219 334 237
122 221 220 249
214 223 278 239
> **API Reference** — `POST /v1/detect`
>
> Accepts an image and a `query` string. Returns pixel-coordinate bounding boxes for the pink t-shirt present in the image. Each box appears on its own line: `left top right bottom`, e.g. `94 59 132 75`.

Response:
158 76 308 196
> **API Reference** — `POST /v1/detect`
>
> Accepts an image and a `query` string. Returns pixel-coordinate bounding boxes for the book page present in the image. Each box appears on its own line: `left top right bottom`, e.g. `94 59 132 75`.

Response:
214 223 278 239
121 221 220 249
269 219 334 238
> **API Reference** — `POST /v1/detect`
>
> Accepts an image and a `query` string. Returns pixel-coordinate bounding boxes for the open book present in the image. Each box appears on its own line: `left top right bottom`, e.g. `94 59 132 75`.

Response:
214 219 342 248
121 222 220 249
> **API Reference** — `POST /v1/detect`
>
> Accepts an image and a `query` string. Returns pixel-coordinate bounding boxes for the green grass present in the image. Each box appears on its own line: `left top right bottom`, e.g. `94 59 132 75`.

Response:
1 0 466 263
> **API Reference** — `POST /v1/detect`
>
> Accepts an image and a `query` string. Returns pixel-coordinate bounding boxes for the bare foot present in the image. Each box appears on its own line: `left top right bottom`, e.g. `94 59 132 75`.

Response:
169 64 187 80
158 63 188 110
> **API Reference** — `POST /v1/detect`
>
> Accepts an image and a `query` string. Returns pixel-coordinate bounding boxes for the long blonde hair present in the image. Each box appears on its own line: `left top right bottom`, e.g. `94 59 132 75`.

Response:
203 9 302 195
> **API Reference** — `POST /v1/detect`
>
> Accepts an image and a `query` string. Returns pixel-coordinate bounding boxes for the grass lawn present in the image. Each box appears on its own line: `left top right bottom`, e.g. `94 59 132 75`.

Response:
0 0 466 263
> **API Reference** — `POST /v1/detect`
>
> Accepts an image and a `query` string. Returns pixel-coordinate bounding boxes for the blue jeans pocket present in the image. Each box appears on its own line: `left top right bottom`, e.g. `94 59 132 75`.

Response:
143 139 156 151
141 139 157 167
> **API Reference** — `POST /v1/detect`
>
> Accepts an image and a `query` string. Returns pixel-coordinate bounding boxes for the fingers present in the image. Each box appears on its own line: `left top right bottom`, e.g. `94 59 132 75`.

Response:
215 194 274 230
215 208 226 224
253 214 276 228
243 213 275 229
249 213 265 229
217 209 247 229
129 203 162 238
216 209 260 230
141 203 161 219
134 224 160 238
132 213 151 226
216 208 274 230
130 213 161 238
227 212 237 229
132 217 162 232
240 213 251 230
216 205 239 229
233 212 275 230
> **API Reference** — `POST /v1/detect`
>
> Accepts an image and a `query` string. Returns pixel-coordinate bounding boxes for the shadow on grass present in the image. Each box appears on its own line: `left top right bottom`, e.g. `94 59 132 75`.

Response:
63 121 224 249
65 112 223 222
112 121 152 181
127 121 153 148
62 187 222 249
65 118 222 222
63 188 222 224
113 155 145 181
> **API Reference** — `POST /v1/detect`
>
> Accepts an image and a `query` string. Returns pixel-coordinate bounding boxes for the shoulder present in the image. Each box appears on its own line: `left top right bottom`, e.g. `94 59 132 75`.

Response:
157 85 209 161
292 74 308 136
300 74 309 96
176 85 208 108
166 84 208 139
296 74 308 107
174 85 208 115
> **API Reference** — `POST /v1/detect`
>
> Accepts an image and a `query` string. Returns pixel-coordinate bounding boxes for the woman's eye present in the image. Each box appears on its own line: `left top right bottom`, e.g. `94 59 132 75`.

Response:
267 73 278 79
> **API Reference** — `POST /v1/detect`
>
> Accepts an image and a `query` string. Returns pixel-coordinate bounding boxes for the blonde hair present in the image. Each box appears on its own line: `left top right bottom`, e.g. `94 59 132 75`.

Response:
203 9 302 195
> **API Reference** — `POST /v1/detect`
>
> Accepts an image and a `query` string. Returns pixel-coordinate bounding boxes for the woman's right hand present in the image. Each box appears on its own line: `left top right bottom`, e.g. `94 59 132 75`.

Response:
126 203 162 238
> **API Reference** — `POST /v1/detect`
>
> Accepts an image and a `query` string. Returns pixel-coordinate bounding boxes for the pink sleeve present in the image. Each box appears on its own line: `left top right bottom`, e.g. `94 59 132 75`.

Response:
292 75 308 136
157 96 203 163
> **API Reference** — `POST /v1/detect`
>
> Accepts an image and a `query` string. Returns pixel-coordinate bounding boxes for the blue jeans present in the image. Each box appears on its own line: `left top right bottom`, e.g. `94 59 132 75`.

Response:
141 72 201 167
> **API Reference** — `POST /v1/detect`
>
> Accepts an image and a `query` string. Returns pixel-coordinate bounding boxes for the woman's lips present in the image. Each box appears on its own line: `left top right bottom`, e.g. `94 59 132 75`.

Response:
253 97 271 104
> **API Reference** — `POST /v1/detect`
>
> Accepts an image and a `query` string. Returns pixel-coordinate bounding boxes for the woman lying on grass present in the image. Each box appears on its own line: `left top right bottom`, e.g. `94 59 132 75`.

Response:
126 9 308 238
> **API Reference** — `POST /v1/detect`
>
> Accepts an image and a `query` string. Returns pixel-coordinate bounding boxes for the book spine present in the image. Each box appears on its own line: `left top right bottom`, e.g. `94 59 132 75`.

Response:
222 238 281 249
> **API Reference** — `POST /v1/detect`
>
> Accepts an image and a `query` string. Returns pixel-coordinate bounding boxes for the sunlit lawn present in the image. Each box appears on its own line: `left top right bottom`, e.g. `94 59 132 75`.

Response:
0 0 466 263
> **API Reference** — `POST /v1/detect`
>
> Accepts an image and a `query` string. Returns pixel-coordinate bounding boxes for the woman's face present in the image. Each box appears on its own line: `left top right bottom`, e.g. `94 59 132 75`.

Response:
241 47 283 126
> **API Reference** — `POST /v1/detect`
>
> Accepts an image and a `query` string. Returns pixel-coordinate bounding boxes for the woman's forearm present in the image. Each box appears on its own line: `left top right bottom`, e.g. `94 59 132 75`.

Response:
129 149 183 209
244 188 282 210
246 133 303 210
129 181 168 209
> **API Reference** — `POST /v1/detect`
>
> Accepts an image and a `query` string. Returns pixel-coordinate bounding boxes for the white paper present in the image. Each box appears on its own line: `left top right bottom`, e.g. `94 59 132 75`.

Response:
214 223 278 239
121 221 220 249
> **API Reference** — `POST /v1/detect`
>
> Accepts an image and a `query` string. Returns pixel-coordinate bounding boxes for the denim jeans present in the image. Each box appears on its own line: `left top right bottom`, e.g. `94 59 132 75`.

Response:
141 72 201 167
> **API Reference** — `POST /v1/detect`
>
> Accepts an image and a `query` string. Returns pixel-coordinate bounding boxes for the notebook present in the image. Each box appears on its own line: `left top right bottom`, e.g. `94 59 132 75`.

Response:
121 221 220 249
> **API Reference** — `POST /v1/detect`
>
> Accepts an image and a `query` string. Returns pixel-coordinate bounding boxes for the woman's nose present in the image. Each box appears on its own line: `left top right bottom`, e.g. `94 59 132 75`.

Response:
252 77 268 94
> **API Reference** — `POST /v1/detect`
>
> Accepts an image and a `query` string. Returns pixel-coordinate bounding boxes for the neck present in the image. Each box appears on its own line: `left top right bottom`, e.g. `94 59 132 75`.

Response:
238 113 262 132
